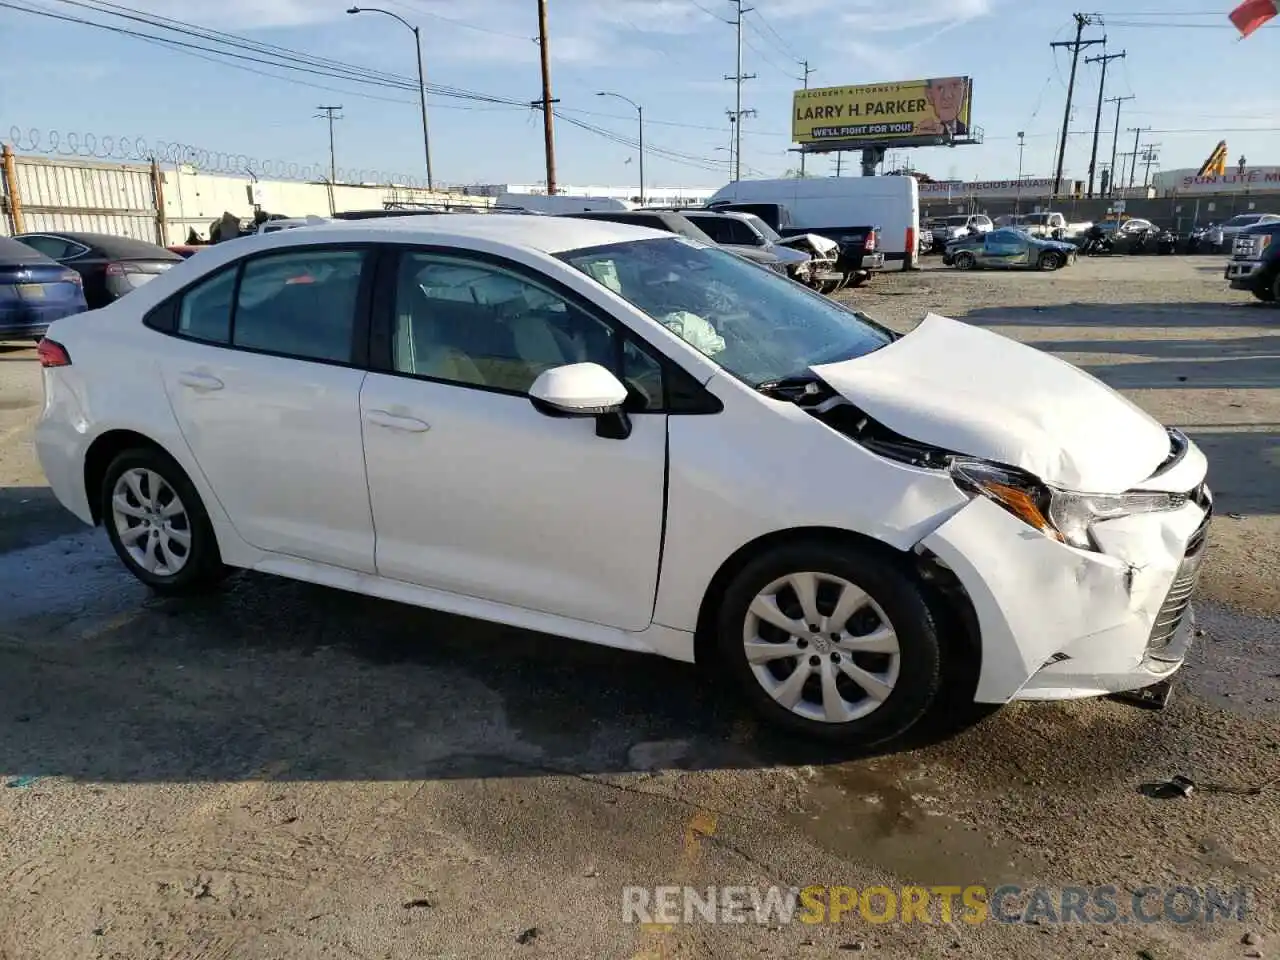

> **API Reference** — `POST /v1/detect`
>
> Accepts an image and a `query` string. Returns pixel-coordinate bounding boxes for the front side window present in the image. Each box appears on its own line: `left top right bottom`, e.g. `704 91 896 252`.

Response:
389 252 666 409
231 249 366 362
561 236 893 387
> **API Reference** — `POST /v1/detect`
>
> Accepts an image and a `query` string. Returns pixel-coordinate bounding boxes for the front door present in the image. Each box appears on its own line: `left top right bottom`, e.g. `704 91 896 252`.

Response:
982 230 1030 268
360 248 668 630
158 246 376 573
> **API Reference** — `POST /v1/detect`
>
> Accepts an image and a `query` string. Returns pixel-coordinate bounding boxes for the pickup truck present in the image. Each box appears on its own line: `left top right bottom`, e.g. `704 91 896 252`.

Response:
1006 212 1092 242
703 201 884 289
1224 221 1280 303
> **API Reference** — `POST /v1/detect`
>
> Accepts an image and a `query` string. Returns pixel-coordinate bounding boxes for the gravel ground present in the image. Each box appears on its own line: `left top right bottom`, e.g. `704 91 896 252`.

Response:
0 254 1277 960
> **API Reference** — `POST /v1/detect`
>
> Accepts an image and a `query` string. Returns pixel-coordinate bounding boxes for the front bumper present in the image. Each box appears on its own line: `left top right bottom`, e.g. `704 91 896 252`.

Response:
920 481 1212 704
1225 259 1267 289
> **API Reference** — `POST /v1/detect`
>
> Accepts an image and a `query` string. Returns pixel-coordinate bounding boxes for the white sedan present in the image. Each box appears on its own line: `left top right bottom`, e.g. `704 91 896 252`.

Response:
33 215 1212 745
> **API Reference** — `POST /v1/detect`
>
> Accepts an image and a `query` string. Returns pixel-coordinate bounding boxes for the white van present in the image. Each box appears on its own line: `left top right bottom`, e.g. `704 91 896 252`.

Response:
706 176 920 271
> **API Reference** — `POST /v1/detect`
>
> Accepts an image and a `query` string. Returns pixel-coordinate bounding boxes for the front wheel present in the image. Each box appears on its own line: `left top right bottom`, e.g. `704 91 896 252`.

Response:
715 542 943 746
101 447 229 594
1038 251 1064 271
953 252 976 270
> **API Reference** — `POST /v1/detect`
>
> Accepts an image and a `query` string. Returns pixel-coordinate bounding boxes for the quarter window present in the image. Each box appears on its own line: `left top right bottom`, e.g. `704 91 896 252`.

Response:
232 249 366 362
389 252 665 410
177 266 236 343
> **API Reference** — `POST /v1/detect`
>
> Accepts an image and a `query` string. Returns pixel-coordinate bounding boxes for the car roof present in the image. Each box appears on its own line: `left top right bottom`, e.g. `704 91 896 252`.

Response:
0 236 59 265
558 209 717 245
20 231 180 260
237 214 672 258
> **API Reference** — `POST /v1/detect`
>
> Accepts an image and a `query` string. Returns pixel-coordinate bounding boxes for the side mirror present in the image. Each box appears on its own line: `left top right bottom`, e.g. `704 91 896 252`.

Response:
528 363 632 439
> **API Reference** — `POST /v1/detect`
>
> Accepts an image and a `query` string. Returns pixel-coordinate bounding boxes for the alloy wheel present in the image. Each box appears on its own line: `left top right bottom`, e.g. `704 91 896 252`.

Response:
111 467 192 576
742 571 901 724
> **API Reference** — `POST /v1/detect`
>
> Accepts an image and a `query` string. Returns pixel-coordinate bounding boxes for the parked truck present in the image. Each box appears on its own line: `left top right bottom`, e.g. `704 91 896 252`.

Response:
1225 219 1280 303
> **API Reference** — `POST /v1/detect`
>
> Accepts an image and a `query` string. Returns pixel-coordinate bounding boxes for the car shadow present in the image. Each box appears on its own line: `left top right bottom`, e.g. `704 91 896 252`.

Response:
0 526 1006 785
0 486 88 554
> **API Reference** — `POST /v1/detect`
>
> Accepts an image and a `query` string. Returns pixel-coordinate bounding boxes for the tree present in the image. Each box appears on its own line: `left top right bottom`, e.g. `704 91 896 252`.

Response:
780 168 816 179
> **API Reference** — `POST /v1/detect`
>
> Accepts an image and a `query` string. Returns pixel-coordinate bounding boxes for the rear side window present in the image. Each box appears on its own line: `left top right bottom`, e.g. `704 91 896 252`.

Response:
17 236 87 260
177 267 236 343
233 249 366 363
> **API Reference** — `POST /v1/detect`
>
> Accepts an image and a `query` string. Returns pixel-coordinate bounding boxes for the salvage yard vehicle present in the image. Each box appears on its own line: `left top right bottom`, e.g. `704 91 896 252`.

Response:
1224 219 1280 303
943 227 1077 271
927 214 993 249
33 215 1213 746
13 231 183 309
0 236 87 342
559 209 809 279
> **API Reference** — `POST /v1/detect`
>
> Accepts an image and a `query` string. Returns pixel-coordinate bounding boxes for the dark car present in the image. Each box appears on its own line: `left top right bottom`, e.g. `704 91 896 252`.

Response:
0 236 88 342
13 231 183 308
1224 221 1280 303
558 210 794 276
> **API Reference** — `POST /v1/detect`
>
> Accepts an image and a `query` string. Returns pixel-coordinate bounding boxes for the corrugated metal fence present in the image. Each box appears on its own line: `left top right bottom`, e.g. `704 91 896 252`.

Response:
2 150 160 241
1 147 494 245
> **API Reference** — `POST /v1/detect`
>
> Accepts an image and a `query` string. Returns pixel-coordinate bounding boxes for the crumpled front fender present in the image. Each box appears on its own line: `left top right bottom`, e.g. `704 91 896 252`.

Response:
919 495 1206 703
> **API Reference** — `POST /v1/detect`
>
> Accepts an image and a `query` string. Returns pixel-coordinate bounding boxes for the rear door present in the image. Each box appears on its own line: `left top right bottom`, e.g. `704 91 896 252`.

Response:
153 244 378 572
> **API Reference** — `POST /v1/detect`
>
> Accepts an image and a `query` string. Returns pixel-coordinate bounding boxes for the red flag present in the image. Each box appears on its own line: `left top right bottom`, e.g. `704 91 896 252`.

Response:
1229 0 1277 38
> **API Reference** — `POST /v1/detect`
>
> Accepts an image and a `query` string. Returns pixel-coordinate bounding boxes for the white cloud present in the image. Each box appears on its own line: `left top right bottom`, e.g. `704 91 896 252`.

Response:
840 0 993 33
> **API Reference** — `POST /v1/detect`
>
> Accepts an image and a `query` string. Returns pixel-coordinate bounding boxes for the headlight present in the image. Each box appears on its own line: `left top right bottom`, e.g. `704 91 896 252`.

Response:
950 459 1185 551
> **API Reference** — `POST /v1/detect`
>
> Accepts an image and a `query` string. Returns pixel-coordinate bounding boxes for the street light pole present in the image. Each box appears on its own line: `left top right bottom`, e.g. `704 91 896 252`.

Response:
1016 131 1025 213
596 91 643 205
347 6 434 191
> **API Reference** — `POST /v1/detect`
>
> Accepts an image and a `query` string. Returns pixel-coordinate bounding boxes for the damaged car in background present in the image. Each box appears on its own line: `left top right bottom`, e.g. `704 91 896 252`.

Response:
34 219 1211 747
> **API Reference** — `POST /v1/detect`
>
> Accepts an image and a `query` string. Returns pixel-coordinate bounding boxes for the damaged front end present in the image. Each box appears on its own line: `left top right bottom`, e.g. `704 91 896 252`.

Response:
776 234 845 293
760 372 1213 707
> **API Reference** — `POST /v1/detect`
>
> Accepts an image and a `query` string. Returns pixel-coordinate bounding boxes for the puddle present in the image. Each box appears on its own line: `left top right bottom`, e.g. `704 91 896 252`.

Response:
787 762 1044 887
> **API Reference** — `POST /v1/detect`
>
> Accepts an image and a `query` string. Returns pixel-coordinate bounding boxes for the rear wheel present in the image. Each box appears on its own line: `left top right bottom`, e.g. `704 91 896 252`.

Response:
715 541 943 746
1038 251 1064 271
953 252 976 270
101 447 228 594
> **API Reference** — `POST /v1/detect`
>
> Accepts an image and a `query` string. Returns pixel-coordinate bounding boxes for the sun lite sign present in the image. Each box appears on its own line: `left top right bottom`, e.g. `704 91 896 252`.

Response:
792 78 974 145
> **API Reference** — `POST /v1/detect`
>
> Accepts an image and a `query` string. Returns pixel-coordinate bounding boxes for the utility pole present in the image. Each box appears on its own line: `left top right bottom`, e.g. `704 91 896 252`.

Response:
1050 14 1104 198
1084 46 1125 198
1117 150 1137 191
798 59 815 176
835 152 843 177
315 106 343 185
1105 94 1134 197
725 0 756 182
1126 126 1149 189
535 0 558 194
1140 143 1160 189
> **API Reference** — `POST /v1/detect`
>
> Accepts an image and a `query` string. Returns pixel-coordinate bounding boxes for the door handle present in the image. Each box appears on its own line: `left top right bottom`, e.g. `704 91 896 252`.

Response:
177 371 224 391
366 409 430 433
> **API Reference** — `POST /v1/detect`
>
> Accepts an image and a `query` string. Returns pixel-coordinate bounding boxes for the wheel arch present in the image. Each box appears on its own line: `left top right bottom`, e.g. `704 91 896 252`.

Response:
83 429 180 525
691 527 982 695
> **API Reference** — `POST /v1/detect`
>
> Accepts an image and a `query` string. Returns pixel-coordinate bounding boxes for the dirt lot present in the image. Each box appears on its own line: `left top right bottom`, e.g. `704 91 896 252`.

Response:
0 255 1277 960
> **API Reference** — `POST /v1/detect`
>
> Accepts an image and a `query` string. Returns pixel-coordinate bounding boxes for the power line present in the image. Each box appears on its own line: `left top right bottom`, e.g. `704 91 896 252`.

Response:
386 0 531 41
747 6 802 61
4 0 530 108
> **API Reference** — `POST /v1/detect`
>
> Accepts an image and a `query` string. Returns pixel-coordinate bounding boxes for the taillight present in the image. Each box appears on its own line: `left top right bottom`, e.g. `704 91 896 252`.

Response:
864 230 878 251
37 338 72 368
905 226 916 256
105 261 128 277
62 270 82 287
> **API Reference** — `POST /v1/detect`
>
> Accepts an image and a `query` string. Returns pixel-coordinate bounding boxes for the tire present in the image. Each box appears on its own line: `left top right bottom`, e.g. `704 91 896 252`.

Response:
101 446 228 594
953 252 976 271
1252 287 1276 303
847 272 870 288
1038 251 1064 271
714 541 943 747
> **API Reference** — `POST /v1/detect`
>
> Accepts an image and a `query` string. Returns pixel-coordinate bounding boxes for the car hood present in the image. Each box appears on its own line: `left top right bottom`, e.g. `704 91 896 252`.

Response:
809 313 1172 493
768 245 813 265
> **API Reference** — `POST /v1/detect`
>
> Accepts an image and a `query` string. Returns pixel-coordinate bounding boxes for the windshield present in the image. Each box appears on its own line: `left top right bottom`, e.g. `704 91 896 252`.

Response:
560 236 893 387
743 214 782 244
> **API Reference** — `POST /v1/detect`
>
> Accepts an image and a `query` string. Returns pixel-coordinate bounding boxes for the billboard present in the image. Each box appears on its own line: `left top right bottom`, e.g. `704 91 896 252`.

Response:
792 77 973 146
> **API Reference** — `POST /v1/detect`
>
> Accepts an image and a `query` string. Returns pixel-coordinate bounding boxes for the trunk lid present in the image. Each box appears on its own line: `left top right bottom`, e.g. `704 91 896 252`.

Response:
810 313 1171 493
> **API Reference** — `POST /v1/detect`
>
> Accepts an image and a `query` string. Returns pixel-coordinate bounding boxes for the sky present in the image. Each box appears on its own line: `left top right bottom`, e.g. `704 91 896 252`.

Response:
1 0 1278 190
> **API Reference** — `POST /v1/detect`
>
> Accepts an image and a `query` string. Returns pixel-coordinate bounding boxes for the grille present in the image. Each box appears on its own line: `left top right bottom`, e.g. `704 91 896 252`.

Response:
1146 510 1211 659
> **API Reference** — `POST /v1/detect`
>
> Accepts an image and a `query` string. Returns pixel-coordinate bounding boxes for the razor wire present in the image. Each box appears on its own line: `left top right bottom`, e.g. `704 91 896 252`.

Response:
3 126 430 187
